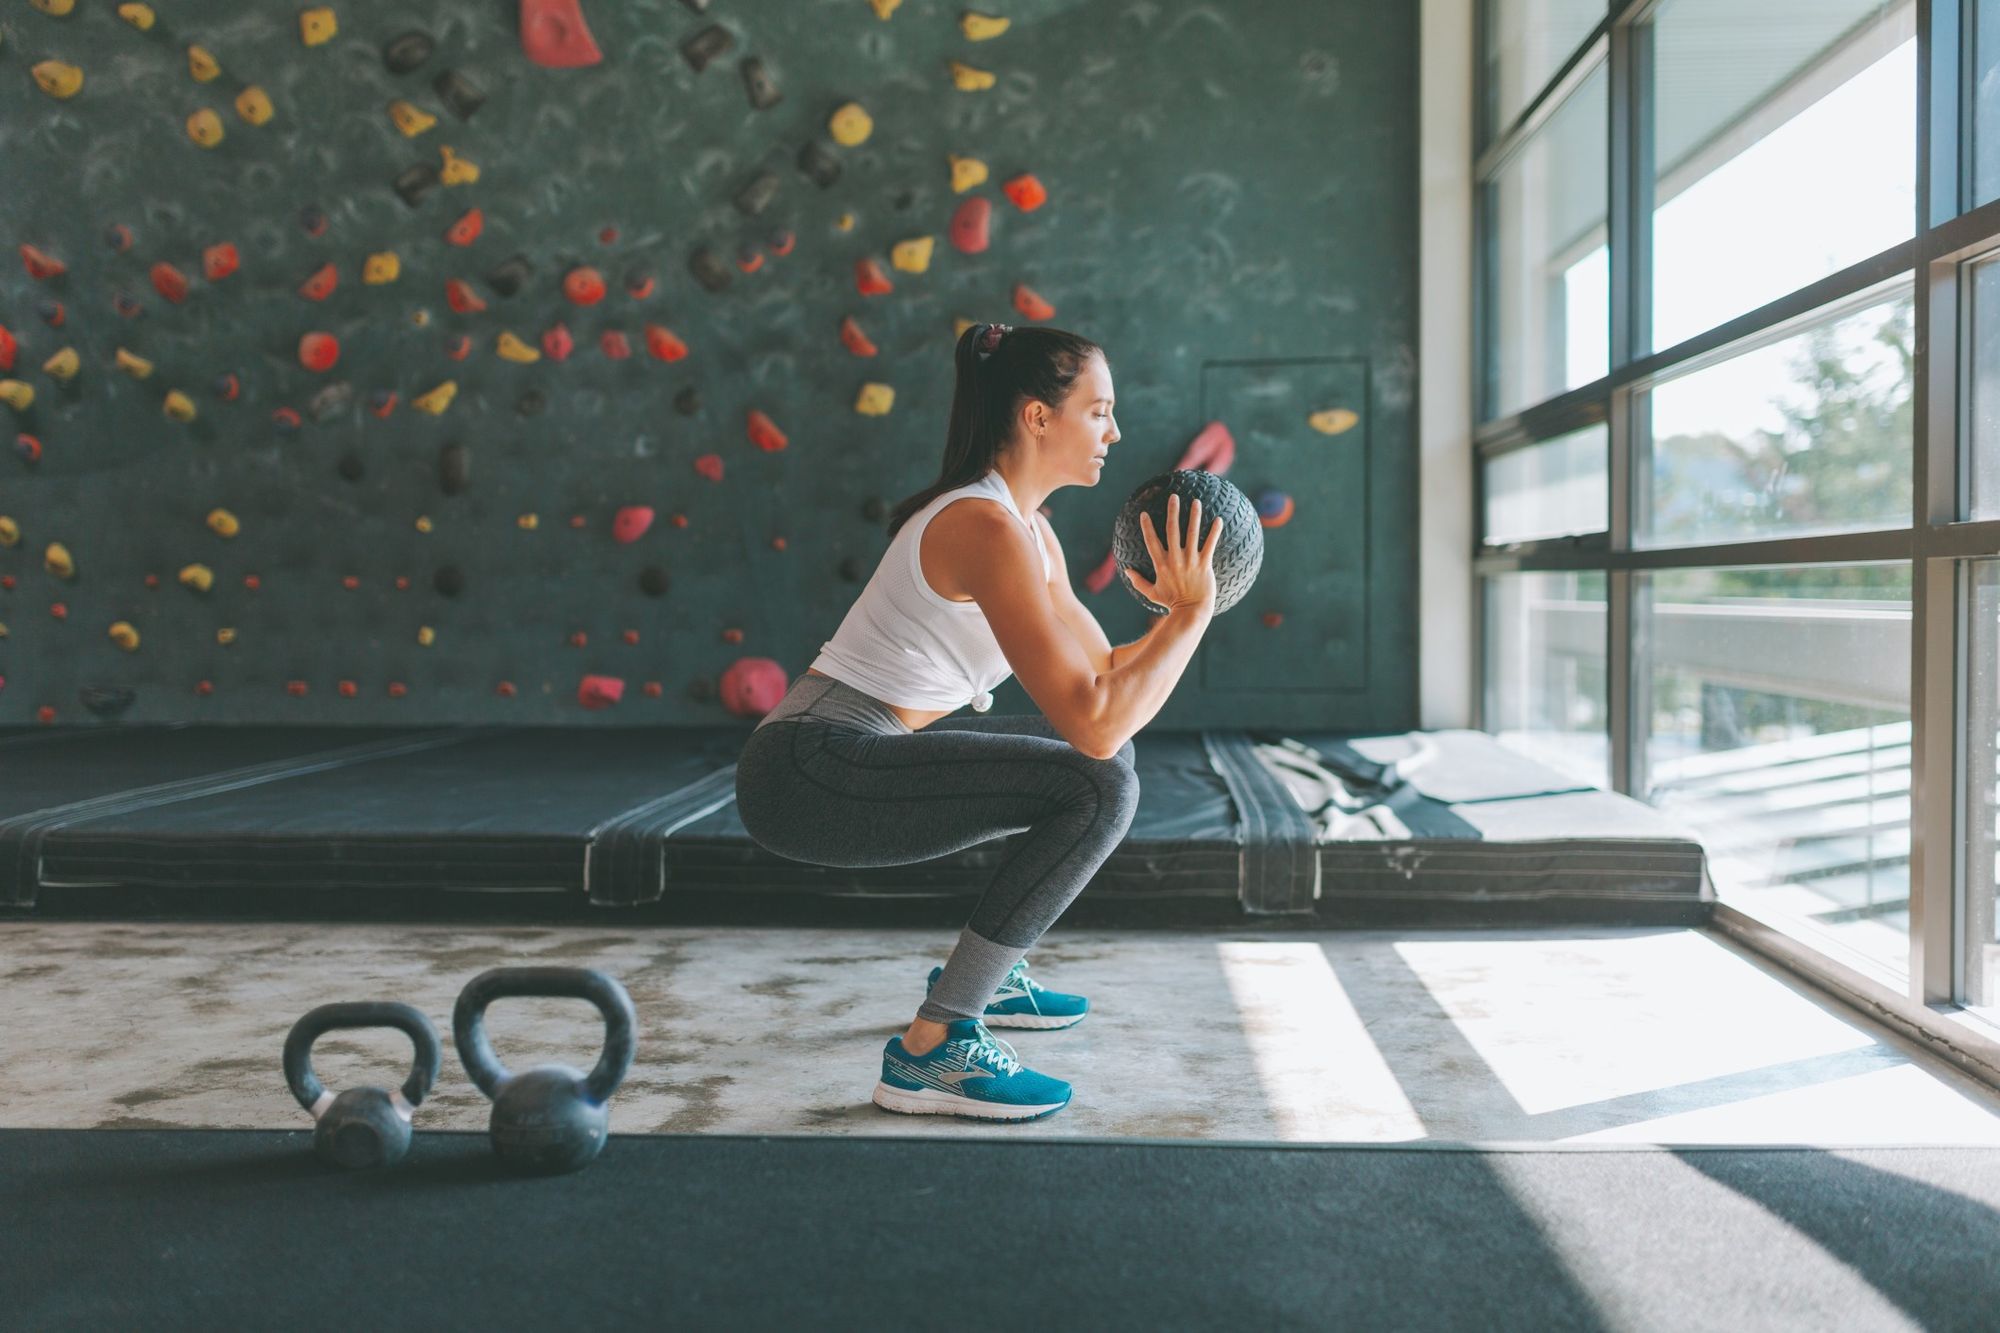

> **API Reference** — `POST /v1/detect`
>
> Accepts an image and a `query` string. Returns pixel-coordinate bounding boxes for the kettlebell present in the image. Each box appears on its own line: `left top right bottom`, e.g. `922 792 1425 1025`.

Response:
453 966 638 1175
282 1001 442 1169
1112 469 1264 615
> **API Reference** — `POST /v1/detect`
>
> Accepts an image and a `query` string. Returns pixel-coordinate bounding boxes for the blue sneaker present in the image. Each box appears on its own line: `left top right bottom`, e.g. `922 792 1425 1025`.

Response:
873 1018 1073 1121
926 957 1089 1030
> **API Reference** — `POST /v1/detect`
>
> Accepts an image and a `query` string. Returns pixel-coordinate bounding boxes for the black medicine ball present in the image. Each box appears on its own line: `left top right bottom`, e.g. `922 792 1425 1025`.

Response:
1112 469 1262 615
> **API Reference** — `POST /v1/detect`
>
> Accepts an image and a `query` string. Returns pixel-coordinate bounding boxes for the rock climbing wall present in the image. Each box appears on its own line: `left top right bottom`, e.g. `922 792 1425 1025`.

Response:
0 0 1417 729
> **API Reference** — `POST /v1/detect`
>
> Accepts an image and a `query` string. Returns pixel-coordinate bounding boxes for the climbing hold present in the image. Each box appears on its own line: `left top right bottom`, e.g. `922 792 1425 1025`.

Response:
693 453 723 481
384 31 433 73
830 102 873 147
30 0 76 14
487 254 532 296
578 675 625 710
179 563 214 592
445 279 487 314
767 231 795 257
1255 489 1295 527
212 372 241 400
517 513 539 530
854 258 892 296
949 196 990 253
440 441 471 494
163 390 196 421
1012 282 1054 320
599 330 630 358
521 0 603 67
32 61 83 100
202 242 239 281
891 236 934 274
624 269 654 299
445 334 471 360
643 325 687 362
1308 407 1359 436
638 566 669 597
961 11 1010 39
746 409 787 451
207 508 239 538
735 247 764 274
798 141 842 189
109 622 140 652
722 658 788 718
115 348 153 378
272 406 301 432
414 515 433 534
562 266 606 305
105 224 135 253
541 323 574 361
14 434 41 464
735 169 781 217
1002 173 1047 211
948 61 995 92
150 262 190 304
681 23 732 72
298 263 337 301
20 245 66 280
0 326 12 372
612 506 654 543
34 298 62 327
364 251 401 284
445 207 483 246
44 542 74 578
1175 419 1235 473
674 387 701 415
0 381 34 411
416 626 436 647
300 8 337 46
388 99 436 136
235 85 274 124
413 380 458 414
393 164 440 206
854 383 894 416
839 316 877 357
188 45 221 82
948 154 988 193
41 347 78 381
496 331 541 363
439 144 478 184
369 390 397 417
298 332 340 371
433 69 485 118
118 4 155 31
0 517 17 545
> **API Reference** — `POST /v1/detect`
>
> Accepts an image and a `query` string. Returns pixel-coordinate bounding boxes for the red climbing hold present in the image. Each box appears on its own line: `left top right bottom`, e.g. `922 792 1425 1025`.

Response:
643 324 687 362
737 248 765 274
578 674 626 710
1012 282 1054 320
272 406 302 431
949 196 991 254
520 0 603 67
625 271 655 299
612 505 655 543
298 332 340 372
839 316 877 357
446 208 483 246
768 230 796 257
746 409 787 452
720 657 788 719
38 300 64 328
15 433 42 464
598 226 619 245
1175 419 1236 473
446 333 473 360
20 245 65 280
599 330 631 359
1002 173 1048 211
0 325 15 372
445 278 486 313
563 266 606 305
854 257 893 296
151 262 191 304
202 242 239 281
541 322 574 361
299 263 338 301
213 372 241 400
370 390 399 418
693 453 724 481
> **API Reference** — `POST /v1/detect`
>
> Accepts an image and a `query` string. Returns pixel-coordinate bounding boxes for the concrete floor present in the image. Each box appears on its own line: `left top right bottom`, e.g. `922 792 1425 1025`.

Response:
7 921 2000 1144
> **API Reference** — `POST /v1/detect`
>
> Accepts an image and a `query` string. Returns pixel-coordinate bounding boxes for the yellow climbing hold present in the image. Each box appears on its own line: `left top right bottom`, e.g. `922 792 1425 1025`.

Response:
414 515 433 534
235 85 273 124
410 308 432 328
163 390 196 421
32 61 84 99
179 563 215 592
829 102 873 147
948 61 995 91
517 513 539 530
0 517 17 547
388 99 435 136
0 381 35 411
216 627 237 645
30 0 76 16
117 4 156 31
363 252 401 284
438 144 479 185
188 45 221 82
891 236 935 274
115 348 154 378
300 7 337 46
416 625 436 647
108 621 141 652
868 0 900 16
496 331 541 364
186 108 225 148
836 212 856 232
1308 408 1359 436
413 380 458 415
45 542 75 579
206 508 240 538
961 11 1010 40
948 154 988 193
854 383 895 416
41 347 79 381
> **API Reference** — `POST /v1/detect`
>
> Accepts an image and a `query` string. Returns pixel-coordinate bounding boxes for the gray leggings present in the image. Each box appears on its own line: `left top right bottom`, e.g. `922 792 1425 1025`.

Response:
734 673 1139 1025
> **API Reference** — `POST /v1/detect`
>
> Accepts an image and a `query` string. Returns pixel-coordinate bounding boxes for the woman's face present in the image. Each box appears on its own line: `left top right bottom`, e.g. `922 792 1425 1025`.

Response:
1028 353 1119 486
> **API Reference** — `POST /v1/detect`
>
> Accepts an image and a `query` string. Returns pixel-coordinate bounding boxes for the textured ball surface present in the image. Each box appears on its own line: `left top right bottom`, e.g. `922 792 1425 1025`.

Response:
1112 470 1263 615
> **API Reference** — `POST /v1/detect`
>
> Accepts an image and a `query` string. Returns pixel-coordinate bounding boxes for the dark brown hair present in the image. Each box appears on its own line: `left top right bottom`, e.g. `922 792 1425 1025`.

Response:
884 323 1104 540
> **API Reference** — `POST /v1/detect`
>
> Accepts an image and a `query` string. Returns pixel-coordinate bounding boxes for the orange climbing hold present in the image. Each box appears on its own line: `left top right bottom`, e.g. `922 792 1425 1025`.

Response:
1002 173 1047 211
1012 283 1054 320
520 0 603 67
445 207 483 246
445 278 486 313
949 196 990 254
643 324 687 362
298 263 337 301
202 242 239 281
150 262 190 304
20 245 66 281
839 316 877 357
298 332 340 372
854 257 892 296
746 409 787 452
563 266 606 305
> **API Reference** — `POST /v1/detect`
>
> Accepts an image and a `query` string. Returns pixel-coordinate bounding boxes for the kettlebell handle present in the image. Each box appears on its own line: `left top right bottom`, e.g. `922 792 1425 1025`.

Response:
453 967 638 1105
282 1001 442 1116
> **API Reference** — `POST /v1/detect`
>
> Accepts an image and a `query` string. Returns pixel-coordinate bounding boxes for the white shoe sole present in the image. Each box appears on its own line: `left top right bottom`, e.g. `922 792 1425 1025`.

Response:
981 1012 1085 1030
872 1081 1069 1120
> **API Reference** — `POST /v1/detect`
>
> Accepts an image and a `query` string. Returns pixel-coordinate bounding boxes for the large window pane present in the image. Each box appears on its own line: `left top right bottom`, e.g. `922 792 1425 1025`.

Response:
1974 0 2000 206
1650 0 1914 352
1483 424 1608 544
1636 284 1913 550
1485 61 1609 422
1642 563 1911 980
1968 253 2000 522
1969 562 2000 1013
1481 0 1605 145
1484 571 1609 790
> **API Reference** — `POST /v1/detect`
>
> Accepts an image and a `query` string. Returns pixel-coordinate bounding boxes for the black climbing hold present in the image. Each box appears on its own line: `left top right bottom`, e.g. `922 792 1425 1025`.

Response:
638 566 670 597
681 24 732 73
740 57 781 110
79 685 136 720
517 388 546 416
797 141 841 189
687 247 731 293
734 170 781 217
439 442 470 495
433 69 486 119
673 387 702 416
434 565 465 597
338 451 366 482
394 164 441 207
487 254 533 297
384 31 434 74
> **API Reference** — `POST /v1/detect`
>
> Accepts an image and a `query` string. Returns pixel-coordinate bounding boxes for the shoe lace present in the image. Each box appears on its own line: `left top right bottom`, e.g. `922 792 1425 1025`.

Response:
963 1022 1022 1076
1007 959 1043 993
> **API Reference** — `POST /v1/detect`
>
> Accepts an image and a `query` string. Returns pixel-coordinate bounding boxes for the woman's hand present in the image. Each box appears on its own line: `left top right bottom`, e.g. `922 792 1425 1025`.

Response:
1124 493 1222 614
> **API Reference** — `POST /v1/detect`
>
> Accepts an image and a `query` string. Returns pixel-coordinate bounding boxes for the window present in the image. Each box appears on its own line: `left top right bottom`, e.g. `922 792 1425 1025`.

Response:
1483 424 1609 544
1485 571 1610 790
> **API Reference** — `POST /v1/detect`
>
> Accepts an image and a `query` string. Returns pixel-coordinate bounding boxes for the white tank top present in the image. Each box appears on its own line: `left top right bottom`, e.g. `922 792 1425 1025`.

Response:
809 469 1051 713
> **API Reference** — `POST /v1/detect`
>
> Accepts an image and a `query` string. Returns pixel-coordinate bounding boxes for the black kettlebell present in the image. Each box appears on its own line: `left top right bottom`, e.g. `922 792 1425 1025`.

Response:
453 966 638 1175
282 1001 442 1169
1112 469 1264 615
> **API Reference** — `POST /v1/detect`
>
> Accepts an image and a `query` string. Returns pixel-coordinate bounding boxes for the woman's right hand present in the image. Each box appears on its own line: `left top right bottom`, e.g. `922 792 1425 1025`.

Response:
1125 493 1222 614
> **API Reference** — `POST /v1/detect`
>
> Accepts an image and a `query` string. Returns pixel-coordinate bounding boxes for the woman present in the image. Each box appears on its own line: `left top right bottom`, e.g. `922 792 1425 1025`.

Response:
733 322 1222 1121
